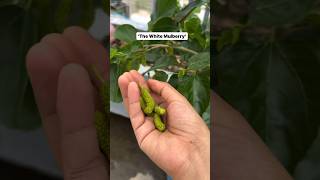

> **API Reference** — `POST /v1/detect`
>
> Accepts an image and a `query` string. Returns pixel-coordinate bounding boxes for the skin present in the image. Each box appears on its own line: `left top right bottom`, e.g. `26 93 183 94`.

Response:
118 71 210 180
213 92 293 180
26 27 108 180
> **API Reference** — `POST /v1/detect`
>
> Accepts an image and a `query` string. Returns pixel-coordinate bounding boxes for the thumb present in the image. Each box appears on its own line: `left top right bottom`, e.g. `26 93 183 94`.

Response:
57 63 108 180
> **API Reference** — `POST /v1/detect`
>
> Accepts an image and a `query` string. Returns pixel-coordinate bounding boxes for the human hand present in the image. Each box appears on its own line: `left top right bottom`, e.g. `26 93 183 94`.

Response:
118 71 210 180
26 27 108 180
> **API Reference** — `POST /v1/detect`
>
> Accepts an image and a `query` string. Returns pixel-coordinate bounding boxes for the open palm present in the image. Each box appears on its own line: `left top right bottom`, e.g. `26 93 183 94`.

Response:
118 70 210 180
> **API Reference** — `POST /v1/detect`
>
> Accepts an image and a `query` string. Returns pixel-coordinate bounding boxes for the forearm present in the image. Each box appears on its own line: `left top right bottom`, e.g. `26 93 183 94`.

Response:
213 92 293 180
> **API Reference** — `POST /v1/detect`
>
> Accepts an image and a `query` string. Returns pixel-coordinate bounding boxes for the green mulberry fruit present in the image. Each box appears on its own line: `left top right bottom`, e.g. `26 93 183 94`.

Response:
91 65 109 158
95 111 108 156
139 85 155 114
153 113 166 132
139 84 167 132
155 105 166 116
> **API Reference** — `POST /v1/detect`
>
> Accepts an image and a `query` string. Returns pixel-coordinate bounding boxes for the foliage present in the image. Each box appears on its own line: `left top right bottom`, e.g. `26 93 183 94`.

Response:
213 0 320 178
110 0 211 125
0 0 105 130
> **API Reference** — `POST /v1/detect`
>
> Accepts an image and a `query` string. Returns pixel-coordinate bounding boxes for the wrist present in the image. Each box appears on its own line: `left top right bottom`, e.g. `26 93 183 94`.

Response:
172 129 210 180
172 151 210 180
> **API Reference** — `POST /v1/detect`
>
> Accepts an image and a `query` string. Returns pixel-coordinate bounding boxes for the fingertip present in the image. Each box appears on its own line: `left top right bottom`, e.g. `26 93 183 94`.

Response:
129 70 139 75
118 73 128 87
147 79 162 90
41 33 61 43
26 42 42 72
26 42 64 84
147 78 158 85
63 26 90 37
130 70 147 88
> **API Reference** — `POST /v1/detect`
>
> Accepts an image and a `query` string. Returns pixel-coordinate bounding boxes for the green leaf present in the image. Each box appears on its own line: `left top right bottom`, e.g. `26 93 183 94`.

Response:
215 37 318 172
110 64 124 102
294 129 320 180
178 68 186 78
126 59 140 71
188 52 210 71
249 0 316 26
145 48 164 63
151 0 178 21
184 16 202 34
115 24 137 43
217 26 241 51
280 28 320 177
168 74 179 89
184 16 207 48
147 55 176 72
177 74 210 115
153 70 168 82
202 103 211 126
150 17 178 32
175 0 204 22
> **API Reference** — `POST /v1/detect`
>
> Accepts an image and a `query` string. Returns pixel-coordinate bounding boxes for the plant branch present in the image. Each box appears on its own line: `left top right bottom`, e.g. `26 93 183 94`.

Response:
144 44 198 55
174 46 198 55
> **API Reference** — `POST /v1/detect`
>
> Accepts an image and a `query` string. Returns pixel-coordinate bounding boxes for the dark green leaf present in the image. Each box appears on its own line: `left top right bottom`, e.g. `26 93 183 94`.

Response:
115 24 137 43
145 48 165 63
126 59 140 71
202 103 211 126
153 70 168 82
151 0 178 21
151 17 178 32
110 64 124 102
294 130 320 180
217 26 241 51
147 55 176 72
216 38 318 172
177 75 210 115
249 0 316 26
168 74 179 89
175 0 204 22
188 52 210 71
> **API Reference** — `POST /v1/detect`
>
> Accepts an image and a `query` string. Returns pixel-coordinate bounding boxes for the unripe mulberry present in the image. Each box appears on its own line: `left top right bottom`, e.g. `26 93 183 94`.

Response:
154 113 166 132
139 85 155 114
95 111 108 156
